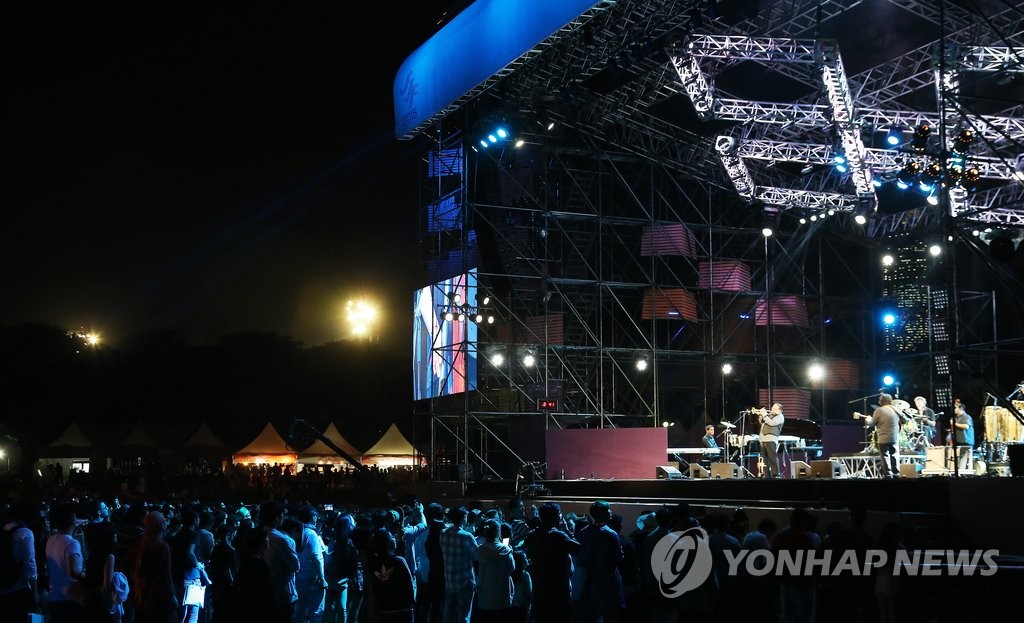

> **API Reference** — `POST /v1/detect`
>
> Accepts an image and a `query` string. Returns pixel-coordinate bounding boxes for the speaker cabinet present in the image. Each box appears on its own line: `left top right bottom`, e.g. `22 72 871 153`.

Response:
688 464 710 479
790 460 812 479
810 460 846 479
656 465 684 480
711 463 742 479
899 462 920 478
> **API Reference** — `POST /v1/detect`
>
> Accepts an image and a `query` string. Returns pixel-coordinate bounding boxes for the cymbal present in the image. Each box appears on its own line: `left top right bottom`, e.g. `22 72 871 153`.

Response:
891 399 911 411
719 421 736 428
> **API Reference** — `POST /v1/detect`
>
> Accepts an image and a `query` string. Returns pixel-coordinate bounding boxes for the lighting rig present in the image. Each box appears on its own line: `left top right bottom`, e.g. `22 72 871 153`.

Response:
442 291 496 325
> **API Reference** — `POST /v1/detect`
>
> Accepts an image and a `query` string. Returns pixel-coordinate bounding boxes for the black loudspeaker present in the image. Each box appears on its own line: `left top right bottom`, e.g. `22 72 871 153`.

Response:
790 460 811 479
657 465 684 480
811 460 846 479
711 463 742 479
688 464 710 479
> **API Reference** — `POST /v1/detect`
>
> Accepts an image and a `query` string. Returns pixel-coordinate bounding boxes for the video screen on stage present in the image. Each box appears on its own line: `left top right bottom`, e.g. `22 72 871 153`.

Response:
413 269 478 400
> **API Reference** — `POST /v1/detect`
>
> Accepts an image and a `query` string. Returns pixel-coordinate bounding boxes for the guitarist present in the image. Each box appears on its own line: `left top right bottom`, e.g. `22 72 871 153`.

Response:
853 394 901 478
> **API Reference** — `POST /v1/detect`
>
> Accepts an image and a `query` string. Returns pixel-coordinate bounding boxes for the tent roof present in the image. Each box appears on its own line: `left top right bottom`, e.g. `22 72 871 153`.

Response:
118 422 157 448
363 423 417 456
235 422 294 456
47 421 93 449
298 423 361 460
181 422 228 449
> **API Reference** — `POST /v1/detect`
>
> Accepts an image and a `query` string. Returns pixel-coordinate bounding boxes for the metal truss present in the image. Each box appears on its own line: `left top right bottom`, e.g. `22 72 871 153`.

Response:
960 46 1024 71
754 187 860 212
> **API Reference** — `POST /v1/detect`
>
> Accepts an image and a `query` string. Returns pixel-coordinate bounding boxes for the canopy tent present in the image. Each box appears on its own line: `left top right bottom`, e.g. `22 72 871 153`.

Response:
37 421 97 475
180 422 230 460
116 422 158 451
361 423 422 467
298 423 362 465
232 422 297 466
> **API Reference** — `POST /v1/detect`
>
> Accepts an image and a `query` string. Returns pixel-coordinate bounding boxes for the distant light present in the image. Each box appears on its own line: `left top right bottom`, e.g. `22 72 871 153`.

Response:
972 230 980 237
739 313 750 319
926 192 939 206
810 215 818 222
762 227 773 237
488 134 497 143
828 209 835 216
808 363 825 382
883 374 896 386
475 314 484 323
482 296 490 305
85 333 101 346
947 235 953 242
799 218 807 225
636 358 648 371
882 254 894 266
487 315 495 324
546 121 555 131
491 353 504 367
514 139 525 148
480 140 489 148
523 354 536 367
722 363 733 375
854 214 867 225
496 128 508 138
883 313 896 326
929 244 942 256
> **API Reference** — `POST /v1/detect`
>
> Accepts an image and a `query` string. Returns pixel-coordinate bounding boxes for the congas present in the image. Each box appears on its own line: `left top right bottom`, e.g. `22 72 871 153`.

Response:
985 406 1024 443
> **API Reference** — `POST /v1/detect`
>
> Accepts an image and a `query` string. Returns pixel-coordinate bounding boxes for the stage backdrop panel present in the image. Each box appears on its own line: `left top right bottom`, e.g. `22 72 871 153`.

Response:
546 427 667 480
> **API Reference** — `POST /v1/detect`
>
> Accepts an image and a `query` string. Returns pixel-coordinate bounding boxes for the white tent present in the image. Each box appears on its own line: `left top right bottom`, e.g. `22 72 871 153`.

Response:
38 421 95 474
180 422 230 461
117 422 157 451
232 422 297 465
298 423 362 465
361 423 421 467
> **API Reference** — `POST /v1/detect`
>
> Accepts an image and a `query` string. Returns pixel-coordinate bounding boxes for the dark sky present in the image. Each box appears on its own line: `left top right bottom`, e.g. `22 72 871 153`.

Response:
4 3 456 348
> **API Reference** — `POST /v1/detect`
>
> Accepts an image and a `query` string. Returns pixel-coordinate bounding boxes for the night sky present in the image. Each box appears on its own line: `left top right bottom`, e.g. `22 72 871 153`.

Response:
5 3 457 348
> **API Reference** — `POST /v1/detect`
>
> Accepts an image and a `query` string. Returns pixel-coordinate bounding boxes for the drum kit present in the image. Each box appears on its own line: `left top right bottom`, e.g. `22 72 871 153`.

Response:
858 399 936 453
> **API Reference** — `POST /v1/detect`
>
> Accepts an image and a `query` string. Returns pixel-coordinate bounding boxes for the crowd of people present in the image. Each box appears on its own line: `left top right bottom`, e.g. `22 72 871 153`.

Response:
0 484 960 623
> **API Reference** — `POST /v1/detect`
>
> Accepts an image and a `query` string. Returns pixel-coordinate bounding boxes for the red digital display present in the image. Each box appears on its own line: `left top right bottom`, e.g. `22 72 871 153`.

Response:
537 398 558 410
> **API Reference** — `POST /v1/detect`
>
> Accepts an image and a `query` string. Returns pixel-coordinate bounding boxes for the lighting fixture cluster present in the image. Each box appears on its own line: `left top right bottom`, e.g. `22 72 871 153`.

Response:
881 125 980 199
443 292 496 324
797 208 837 225
477 124 525 150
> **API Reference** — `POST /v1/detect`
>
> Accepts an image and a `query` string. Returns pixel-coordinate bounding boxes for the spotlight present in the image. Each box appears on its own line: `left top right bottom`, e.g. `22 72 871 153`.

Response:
827 209 835 216
882 254 894 266
490 353 505 367
475 313 484 323
722 363 733 375
882 373 897 387
929 243 942 256
488 134 498 143
487 315 495 324
926 192 939 206
810 215 817 222
885 125 903 146
514 139 525 148
800 163 814 175
919 161 941 191
911 123 931 151
952 128 976 154
444 311 454 322
762 227 773 237
882 312 897 326
855 214 867 225
523 354 536 367
496 128 508 139
808 363 825 382
479 139 489 148
799 217 807 225
963 166 981 191
896 161 920 189
636 358 649 372
833 152 848 173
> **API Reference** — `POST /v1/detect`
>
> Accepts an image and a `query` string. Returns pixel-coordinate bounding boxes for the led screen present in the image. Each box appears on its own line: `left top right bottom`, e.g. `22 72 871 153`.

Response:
413 269 478 400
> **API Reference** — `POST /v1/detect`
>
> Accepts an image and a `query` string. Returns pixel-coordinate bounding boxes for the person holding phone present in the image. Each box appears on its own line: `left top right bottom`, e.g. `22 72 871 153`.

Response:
475 519 515 622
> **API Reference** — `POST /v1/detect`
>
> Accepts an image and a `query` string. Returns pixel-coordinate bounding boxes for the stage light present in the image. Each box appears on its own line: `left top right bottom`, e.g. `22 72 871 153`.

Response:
482 296 490 305
762 227 773 237
911 123 931 151
722 363 733 375
926 191 939 206
952 128 976 154
872 178 882 188
881 253 894 266
882 373 897 387
855 214 867 225
882 312 896 326
515 139 525 148
808 363 825 382
885 125 903 146
918 161 942 191
488 134 498 143
963 166 981 191
457 312 466 322
833 152 848 173
452 293 462 305
490 353 504 367
444 311 454 322
828 209 836 216
475 313 484 323
809 215 817 222
479 139 489 148
496 128 508 139
636 358 649 371
800 163 814 175
523 354 536 367
929 243 942 257
487 315 495 324
896 161 920 189
799 217 807 225
972 229 980 237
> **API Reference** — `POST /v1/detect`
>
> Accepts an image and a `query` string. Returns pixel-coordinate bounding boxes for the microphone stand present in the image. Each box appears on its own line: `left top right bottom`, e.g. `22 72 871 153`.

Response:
848 392 880 452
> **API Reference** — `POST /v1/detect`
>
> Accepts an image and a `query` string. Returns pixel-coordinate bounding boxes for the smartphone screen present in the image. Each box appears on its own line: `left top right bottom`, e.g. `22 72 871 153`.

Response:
502 537 510 547
324 504 333 511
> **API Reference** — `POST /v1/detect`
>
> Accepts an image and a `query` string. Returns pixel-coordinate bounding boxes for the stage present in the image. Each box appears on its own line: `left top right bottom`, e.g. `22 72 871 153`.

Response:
446 473 1024 553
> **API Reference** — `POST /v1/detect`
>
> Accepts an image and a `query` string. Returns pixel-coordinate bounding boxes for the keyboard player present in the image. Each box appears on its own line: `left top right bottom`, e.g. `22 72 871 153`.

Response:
702 425 719 450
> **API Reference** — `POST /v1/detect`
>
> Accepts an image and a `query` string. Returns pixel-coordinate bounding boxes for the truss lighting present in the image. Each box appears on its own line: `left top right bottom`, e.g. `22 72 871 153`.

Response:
881 254 895 266
896 161 921 190
799 217 807 225
762 227 773 237
855 214 867 225
490 353 504 367
952 128 976 155
926 191 939 206
911 123 931 151
722 363 733 375
885 125 903 146
833 152 848 173
963 166 981 191
929 243 942 256
523 354 536 367
636 358 649 372
808 363 825 382
919 161 941 192
882 373 897 387
882 312 897 326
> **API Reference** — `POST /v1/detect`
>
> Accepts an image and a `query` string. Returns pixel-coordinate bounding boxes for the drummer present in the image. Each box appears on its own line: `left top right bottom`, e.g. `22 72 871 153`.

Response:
912 396 938 447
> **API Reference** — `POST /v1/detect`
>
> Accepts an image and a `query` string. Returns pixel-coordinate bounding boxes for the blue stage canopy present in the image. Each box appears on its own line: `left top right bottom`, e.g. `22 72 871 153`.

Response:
393 0 598 139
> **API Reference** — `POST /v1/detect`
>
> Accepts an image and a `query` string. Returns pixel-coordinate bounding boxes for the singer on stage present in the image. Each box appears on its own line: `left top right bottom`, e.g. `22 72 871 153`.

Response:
758 403 785 478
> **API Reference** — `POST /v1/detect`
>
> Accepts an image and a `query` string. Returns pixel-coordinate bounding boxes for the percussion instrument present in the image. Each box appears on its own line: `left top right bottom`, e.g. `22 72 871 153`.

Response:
891 399 911 412
983 405 1024 443
902 418 919 434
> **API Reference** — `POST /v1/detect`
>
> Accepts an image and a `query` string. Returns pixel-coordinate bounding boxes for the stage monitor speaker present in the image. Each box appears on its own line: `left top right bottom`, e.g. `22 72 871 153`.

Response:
656 465 684 480
688 464 709 479
899 462 921 479
791 460 811 479
811 459 846 479
925 446 972 472
711 463 742 479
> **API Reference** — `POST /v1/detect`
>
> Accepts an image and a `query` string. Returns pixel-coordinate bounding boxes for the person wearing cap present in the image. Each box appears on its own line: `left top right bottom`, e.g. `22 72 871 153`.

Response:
126 511 177 623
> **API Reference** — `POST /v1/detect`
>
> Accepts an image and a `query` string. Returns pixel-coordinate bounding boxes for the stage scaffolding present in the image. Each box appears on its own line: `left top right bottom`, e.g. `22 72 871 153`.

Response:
409 0 1024 481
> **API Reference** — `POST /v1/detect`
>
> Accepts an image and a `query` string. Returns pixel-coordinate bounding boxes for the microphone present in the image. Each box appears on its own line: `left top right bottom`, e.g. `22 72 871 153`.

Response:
987 392 999 401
